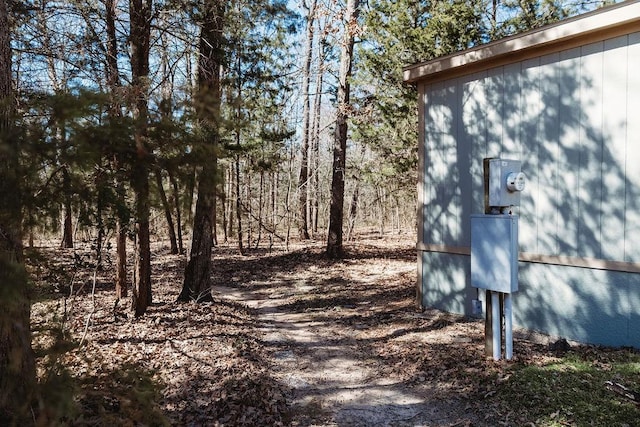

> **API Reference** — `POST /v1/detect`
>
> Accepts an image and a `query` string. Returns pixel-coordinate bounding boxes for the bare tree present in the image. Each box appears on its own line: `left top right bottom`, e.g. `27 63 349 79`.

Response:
327 0 360 258
297 0 317 240
310 18 328 235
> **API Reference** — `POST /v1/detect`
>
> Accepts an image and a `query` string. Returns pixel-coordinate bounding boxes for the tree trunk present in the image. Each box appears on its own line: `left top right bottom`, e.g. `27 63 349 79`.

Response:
179 0 225 302
327 0 360 259
220 168 228 243
157 26 179 255
106 0 128 298
270 169 278 246
0 0 37 420
38 3 73 251
168 169 184 254
132 168 151 313
245 166 252 248
61 202 73 247
255 169 264 248
95 166 106 269
226 165 234 238
297 0 317 240
310 24 326 235
129 0 153 317
179 161 216 302
235 155 245 254
212 200 218 247
115 219 127 298
491 0 499 37
347 144 366 241
60 167 74 248
94 144 110 270
377 186 386 236
186 164 196 225
155 168 179 253
285 146 294 250
346 177 360 242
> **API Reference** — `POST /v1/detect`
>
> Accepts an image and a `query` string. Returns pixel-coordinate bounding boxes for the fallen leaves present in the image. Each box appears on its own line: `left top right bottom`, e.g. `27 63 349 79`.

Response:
29 243 291 426
27 234 640 426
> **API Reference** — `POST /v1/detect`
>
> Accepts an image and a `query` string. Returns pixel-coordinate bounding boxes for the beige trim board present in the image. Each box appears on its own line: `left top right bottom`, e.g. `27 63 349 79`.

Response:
417 243 470 256
520 252 640 274
417 243 640 274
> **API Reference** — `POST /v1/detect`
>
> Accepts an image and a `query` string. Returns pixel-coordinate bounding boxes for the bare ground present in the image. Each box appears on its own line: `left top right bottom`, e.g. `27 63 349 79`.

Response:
211 236 478 426
28 233 588 426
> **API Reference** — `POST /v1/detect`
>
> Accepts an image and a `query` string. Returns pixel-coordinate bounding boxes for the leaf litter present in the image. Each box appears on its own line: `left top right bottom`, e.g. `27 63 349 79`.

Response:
28 233 639 426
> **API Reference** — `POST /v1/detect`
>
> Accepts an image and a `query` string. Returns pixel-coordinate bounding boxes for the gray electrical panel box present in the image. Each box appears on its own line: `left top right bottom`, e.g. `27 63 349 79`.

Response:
470 214 519 293
488 159 525 207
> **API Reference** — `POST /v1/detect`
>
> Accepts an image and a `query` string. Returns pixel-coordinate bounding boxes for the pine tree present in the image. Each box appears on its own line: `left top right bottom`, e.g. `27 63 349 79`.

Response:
0 0 37 420
347 0 487 230
495 0 569 38
353 0 572 232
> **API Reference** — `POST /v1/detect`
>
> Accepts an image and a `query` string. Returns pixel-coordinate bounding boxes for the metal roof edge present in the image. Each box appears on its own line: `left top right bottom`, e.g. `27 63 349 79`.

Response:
403 0 640 84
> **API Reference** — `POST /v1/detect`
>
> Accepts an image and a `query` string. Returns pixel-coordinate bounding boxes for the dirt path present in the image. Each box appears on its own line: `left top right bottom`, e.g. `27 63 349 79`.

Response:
212 240 480 426
219 288 465 426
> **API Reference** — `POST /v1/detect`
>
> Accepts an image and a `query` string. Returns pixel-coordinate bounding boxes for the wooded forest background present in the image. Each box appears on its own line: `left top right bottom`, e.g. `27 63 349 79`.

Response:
0 0 614 422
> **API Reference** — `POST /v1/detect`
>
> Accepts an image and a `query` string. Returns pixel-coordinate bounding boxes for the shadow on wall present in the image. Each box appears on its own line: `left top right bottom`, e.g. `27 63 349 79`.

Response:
421 251 475 315
422 35 639 347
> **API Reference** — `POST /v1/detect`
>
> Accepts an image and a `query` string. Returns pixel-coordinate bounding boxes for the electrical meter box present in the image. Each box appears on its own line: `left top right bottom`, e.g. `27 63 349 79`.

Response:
470 214 519 293
488 159 525 207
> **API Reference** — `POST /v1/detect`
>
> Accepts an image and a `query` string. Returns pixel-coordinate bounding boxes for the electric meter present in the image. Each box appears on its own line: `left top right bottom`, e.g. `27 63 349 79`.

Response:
488 159 524 207
506 172 526 192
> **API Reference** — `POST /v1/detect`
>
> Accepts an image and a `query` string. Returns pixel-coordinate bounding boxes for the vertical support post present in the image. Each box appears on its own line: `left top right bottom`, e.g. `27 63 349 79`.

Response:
483 159 494 358
491 291 501 361
504 292 513 360
484 289 493 356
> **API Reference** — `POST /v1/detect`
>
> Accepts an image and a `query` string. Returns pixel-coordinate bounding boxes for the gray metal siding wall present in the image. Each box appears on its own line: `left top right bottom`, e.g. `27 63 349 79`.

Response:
518 263 640 347
420 32 640 347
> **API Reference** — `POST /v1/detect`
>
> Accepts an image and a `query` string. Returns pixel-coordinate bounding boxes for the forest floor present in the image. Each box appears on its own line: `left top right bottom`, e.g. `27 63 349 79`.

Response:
28 232 640 426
